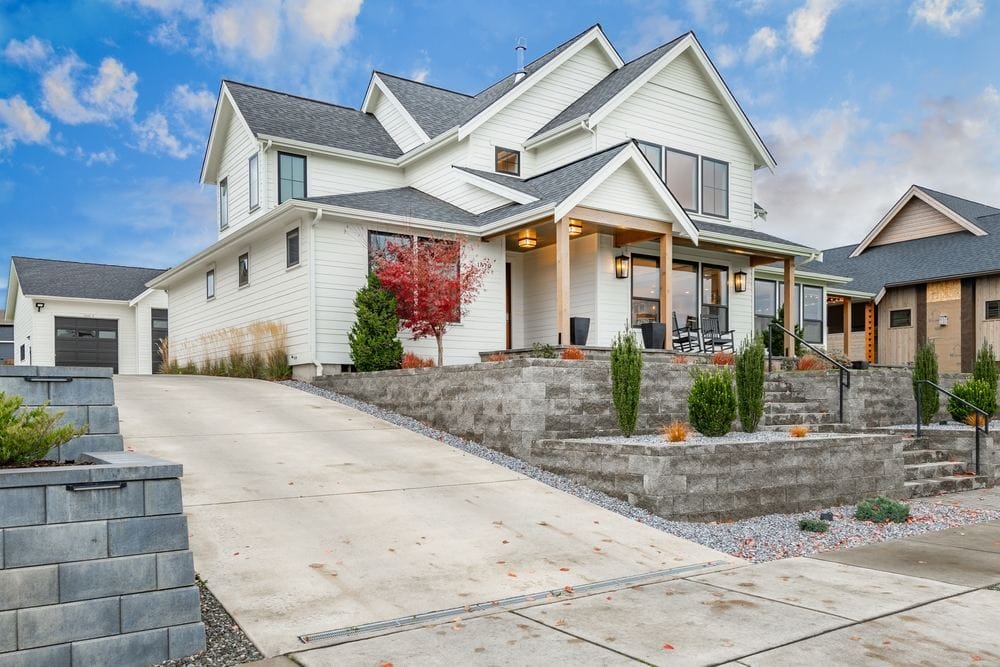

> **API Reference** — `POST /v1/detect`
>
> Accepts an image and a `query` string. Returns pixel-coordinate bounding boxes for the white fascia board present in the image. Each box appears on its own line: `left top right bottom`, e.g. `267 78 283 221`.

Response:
474 204 557 235
874 287 887 305
457 26 615 141
754 265 853 285
200 85 256 185
4 265 19 316
523 116 589 150
849 185 987 258
450 167 538 204
27 295 130 305
367 75 431 144
128 287 160 308
588 35 777 171
257 135 398 166
826 287 877 299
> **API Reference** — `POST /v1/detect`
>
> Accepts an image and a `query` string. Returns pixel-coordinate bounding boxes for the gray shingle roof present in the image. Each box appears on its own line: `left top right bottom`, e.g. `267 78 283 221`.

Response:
225 81 403 158
697 220 813 250
817 189 1000 294
308 188 479 226
12 257 166 301
529 35 687 139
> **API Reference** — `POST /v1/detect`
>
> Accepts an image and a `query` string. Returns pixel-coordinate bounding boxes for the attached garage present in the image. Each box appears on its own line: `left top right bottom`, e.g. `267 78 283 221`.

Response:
54 317 120 373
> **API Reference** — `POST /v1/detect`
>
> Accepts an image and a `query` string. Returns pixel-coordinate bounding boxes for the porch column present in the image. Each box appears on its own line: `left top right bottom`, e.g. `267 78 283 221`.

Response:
555 216 571 345
783 258 796 356
659 228 672 350
842 296 852 358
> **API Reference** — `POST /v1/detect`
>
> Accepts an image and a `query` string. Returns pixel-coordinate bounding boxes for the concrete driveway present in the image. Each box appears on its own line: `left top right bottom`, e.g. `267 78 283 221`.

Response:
114 375 736 657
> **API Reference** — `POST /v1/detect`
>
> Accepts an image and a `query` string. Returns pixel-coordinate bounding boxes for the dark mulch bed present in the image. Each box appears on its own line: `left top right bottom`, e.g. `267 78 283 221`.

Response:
156 576 264 666
0 459 93 469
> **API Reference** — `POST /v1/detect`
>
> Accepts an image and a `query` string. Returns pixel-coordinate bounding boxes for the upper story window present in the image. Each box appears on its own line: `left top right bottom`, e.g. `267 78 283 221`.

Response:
701 158 729 218
278 152 306 204
206 269 216 300
495 147 520 175
248 154 259 211
637 142 662 178
286 228 300 268
666 149 698 212
218 178 229 230
238 252 250 287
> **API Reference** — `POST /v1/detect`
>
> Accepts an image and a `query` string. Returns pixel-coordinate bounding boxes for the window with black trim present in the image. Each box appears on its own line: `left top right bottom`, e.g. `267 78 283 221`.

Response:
702 264 729 331
278 152 306 203
495 147 520 175
248 154 259 211
701 158 728 217
666 149 698 212
368 230 410 270
631 255 660 326
286 229 300 268
754 279 777 332
21 344 26 362
890 309 911 328
637 142 662 178
219 178 229 229
987 300 1000 320
851 302 866 332
238 253 249 287
828 303 844 335
206 269 215 299
802 285 824 343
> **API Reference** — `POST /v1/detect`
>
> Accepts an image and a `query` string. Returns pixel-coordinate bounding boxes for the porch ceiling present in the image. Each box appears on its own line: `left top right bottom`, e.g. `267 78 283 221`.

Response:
499 206 674 253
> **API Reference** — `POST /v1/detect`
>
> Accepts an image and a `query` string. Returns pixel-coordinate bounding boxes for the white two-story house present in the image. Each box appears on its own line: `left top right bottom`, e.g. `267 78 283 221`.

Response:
150 25 831 379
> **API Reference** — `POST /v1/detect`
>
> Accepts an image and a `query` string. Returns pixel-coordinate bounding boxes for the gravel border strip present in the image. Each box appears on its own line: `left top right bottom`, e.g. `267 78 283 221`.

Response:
284 380 1000 563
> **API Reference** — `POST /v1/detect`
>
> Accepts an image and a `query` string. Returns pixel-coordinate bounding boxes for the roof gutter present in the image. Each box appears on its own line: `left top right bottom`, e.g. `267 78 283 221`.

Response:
523 116 590 150
697 230 817 258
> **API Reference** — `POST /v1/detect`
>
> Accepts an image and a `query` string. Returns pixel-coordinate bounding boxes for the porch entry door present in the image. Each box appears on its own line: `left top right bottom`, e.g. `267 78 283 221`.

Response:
151 308 168 373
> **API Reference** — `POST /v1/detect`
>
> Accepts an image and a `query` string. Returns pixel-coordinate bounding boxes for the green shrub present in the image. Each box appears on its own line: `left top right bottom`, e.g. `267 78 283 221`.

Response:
688 367 737 437
735 335 765 433
948 379 997 423
610 329 643 437
973 341 998 416
348 273 403 372
855 496 910 523
530 342 556 359
765 306 804 357
912 342 939 425
0 393 87 466
798 518 830 533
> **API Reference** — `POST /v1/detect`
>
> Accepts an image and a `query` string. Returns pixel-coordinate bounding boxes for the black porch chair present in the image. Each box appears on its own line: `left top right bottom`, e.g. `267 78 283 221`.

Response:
672 312 698 352
701 313 735 352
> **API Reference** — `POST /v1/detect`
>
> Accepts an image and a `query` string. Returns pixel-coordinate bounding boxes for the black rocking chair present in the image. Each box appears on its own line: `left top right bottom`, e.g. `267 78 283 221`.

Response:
672 312 698 352
701 314 735 352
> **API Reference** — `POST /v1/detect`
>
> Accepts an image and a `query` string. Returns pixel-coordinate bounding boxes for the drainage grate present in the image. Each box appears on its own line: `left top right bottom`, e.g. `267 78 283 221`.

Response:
298 559 730 644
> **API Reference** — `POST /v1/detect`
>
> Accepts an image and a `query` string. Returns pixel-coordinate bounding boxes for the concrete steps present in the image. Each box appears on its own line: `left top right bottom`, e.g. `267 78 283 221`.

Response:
763 411 840 426
905 461 969 481
904 474 988 497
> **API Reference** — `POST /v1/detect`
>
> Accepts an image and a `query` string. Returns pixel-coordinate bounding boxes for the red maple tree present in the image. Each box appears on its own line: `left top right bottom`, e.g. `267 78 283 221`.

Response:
373 236 493 367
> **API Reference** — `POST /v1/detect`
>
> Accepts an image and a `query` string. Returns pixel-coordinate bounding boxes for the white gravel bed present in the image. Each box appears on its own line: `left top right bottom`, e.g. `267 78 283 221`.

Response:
584 431 846 445
285 381 1000 564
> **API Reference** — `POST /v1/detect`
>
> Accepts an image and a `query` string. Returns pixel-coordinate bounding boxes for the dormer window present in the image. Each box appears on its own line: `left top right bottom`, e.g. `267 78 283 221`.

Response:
495 147 520 176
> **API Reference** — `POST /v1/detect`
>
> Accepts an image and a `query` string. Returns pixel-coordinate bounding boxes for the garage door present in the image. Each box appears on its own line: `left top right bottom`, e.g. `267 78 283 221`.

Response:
55 317 119 373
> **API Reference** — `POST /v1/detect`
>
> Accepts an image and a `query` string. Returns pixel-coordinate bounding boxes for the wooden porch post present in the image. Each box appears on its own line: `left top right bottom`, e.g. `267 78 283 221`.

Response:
842 296 852 358
555 216 570 345
865 301 876 363
783 258 795 356
660 227 673 350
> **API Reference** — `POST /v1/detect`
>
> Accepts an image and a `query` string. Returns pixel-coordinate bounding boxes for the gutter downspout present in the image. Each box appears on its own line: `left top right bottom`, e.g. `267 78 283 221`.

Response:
310 207 323 378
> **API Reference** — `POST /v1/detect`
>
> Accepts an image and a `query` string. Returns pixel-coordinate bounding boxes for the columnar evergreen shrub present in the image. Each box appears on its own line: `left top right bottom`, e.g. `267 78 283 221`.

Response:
948 379 997 423
348 273 403 372
610 328 643 437
973 341 998 415
0 393 87 466
688 368 737 437
912 342 939 425
735 335 765 433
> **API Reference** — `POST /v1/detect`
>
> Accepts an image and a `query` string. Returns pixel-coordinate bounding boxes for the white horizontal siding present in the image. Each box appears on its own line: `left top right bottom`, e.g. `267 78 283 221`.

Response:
579 162 673 221
215 107 259 236
134 290 169 375
371 90 423 153
403 140 510 214
13 286 33 366
26 299 141 374
313 219 506 365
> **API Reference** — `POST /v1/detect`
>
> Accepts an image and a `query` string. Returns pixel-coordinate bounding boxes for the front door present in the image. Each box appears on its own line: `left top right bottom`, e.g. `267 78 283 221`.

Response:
151 308 168 373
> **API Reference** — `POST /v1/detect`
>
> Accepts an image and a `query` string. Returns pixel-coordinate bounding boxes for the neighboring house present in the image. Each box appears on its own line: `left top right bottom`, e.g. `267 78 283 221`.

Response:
0 311 13 364
150 25 825 378
815 185 1000 371
4 257 169 374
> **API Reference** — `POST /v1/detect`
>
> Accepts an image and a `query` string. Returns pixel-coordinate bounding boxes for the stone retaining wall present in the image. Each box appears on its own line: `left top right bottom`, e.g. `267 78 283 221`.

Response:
0 451 205 666
526 434 906 522
879 427 1000 484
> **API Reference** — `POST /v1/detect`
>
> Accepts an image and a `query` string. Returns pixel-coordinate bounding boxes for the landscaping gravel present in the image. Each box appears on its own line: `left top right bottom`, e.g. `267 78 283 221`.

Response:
156 576 263 667
284 380 1000 564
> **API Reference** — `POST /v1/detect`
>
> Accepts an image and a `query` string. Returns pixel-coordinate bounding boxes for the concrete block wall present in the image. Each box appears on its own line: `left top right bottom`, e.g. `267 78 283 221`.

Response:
0 451 204 666
527 434 906 522
0 367 123 461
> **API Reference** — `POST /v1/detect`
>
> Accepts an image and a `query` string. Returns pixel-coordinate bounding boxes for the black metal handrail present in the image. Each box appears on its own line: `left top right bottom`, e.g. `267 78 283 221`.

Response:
914 379 988 475
765 323 851 424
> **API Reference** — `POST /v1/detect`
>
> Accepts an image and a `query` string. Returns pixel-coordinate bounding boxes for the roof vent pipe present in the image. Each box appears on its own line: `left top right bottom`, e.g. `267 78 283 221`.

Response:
514 37 527 82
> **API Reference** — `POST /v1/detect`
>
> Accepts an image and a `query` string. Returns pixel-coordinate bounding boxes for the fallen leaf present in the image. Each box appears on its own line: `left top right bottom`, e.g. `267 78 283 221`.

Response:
507 572 518 578
971 655 983 662
502 540 509 544
882 640 891 645
559 567 570 572
663 643 675 650
380 663 393 667
308 563 323 569
232 552 240 556
555 619 567 627
563 585 574 594
496 560 506 564
848 636 861 641
593 547 602 552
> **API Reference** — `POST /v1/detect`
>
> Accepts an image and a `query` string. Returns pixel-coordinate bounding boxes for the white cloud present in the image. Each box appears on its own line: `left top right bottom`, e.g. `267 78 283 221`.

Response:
133 112 192 159
910 0 983 35
623 14 685 59
41 54 138 125
409 67 430 83
756 86 1000 250
3 36 53 68
787 0 839 56
170 84 216 115
745 26 780 63
148 21 188 51
714 44 739 68
77 147 118 166
686 0 727 34
0 96 51 150
293 0 362 42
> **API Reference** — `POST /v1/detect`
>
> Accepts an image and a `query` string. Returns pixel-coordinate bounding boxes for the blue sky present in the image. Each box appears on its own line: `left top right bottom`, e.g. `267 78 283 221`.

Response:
1 0 998 305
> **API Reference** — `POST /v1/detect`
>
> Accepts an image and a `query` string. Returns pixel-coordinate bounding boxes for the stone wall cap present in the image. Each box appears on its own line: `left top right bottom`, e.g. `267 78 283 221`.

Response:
0 452 182 488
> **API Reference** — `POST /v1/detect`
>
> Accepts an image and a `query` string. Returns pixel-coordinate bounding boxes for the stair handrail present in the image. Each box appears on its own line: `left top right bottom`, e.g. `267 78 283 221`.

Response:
913 379 987 475
765 323 850 424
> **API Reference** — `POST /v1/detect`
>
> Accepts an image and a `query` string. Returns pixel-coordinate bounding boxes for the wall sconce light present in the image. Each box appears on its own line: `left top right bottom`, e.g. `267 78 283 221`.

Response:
734 270 747 293
517 232 537 249
568 220 583 236
35 302 45 312
938 313 948 327
615 254 630 279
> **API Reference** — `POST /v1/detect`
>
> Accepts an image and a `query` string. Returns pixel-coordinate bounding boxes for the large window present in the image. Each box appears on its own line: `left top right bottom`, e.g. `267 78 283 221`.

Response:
631 255 660 325
802 285 824 343
754 279 777 332
830 301 867 334
666 149 698 211
701 264 729 330
759 279 825 342
638 142 662 178
701 158 729 218
238 253 249 287
248 154 259 211
218 178 229 230
278 152 306 203
495 147 520 175
286 228 300 268
672 261 699 328
368 230 411 269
